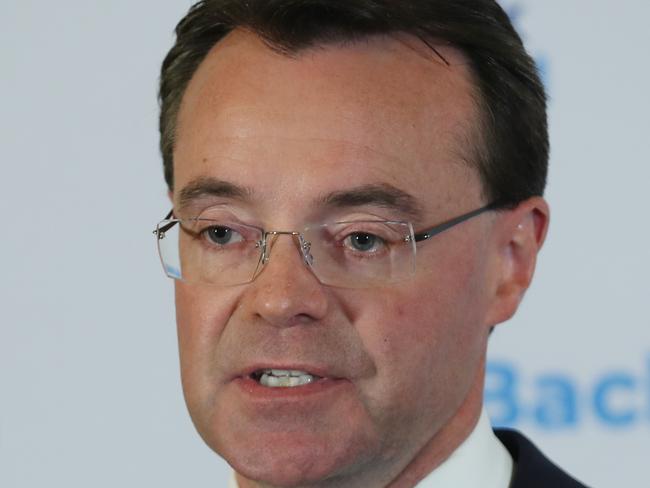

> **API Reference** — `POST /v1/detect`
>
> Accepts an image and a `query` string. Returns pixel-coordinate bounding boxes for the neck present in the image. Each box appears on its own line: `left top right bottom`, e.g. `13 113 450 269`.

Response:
384 359 485 488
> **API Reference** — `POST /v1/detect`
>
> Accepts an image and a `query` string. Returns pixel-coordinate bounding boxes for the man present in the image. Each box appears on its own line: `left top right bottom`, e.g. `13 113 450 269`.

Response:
153 1 588 487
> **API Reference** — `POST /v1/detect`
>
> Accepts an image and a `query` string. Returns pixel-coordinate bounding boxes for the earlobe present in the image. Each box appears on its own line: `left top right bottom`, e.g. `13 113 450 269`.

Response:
486 197 550 327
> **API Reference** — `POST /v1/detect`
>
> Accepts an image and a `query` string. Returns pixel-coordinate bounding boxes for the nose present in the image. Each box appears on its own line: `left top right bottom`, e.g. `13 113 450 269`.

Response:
244 233 329 328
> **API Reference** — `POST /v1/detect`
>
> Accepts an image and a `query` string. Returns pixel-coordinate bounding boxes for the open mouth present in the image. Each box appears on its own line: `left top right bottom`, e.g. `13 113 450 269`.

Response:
250 369 323 388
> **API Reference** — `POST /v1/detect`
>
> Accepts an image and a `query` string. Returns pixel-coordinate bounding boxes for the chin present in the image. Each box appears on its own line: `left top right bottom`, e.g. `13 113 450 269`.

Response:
214 429 375 487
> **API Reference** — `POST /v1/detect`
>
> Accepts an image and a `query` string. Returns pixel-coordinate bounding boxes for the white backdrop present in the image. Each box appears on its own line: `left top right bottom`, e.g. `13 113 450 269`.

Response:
1 1 648 487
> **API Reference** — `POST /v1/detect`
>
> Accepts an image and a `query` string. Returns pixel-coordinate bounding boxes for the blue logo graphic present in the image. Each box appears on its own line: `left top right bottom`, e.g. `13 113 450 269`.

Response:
485 356 650 430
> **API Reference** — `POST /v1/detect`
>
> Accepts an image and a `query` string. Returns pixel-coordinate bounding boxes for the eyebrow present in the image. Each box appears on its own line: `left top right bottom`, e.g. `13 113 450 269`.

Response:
320 183 423 221
177 176 252 212
177 178 422 221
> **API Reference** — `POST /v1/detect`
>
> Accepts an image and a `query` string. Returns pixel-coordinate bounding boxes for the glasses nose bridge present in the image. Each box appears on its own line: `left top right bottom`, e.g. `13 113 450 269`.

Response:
262 230 312 266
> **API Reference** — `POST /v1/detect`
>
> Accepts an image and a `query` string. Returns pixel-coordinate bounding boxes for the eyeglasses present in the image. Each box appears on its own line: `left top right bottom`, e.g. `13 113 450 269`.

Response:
153 202 499 288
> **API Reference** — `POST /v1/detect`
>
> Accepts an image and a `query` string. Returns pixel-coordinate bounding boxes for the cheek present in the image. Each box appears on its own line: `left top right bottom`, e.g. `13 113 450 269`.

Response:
356 290 450 374
357 278 478 359
349 249 490 401
174 283 240 390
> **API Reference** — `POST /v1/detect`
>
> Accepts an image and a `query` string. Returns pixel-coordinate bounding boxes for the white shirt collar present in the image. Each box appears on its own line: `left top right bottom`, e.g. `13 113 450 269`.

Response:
414 408 513 488
228 408 512 488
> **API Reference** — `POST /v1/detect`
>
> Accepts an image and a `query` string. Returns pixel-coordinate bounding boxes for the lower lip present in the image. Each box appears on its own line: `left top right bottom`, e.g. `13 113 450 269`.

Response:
234 375 349 400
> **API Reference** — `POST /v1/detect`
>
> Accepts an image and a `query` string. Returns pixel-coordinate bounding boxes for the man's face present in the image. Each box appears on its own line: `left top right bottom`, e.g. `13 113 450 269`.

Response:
172 32 505 487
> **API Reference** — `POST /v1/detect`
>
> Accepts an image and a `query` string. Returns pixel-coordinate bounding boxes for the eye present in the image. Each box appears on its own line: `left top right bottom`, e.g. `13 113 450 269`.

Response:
345 232 385 253
202 225 243 246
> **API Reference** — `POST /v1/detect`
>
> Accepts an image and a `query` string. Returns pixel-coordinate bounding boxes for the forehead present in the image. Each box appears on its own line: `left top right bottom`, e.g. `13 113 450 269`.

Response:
173 30 483 220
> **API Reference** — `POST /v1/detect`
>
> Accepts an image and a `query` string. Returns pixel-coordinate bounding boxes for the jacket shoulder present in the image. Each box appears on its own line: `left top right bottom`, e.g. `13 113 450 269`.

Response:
494 429 591 488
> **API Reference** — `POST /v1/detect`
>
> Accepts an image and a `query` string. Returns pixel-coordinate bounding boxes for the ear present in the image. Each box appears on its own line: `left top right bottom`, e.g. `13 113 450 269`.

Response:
485 196 550 328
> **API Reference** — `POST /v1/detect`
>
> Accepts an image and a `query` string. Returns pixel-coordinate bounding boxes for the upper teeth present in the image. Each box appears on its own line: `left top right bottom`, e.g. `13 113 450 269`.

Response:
258 369 316 388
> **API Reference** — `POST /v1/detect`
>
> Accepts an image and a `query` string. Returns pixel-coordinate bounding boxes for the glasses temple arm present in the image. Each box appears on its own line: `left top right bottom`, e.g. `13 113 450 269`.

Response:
413 201 502 242
152 209 176 235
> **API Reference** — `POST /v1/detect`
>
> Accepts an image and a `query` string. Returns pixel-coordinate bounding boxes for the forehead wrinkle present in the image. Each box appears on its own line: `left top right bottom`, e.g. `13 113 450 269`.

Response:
319 183 424 222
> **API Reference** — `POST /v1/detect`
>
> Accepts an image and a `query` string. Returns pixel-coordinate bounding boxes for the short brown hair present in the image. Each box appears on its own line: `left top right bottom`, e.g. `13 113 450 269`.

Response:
159 0 548 206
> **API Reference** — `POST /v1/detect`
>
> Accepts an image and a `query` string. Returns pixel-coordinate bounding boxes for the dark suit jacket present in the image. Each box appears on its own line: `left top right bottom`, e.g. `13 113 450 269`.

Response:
495 429 590 488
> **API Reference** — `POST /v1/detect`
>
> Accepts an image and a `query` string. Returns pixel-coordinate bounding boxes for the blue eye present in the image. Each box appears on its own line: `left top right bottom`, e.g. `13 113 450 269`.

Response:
347 232 382 252
204 226 239 245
